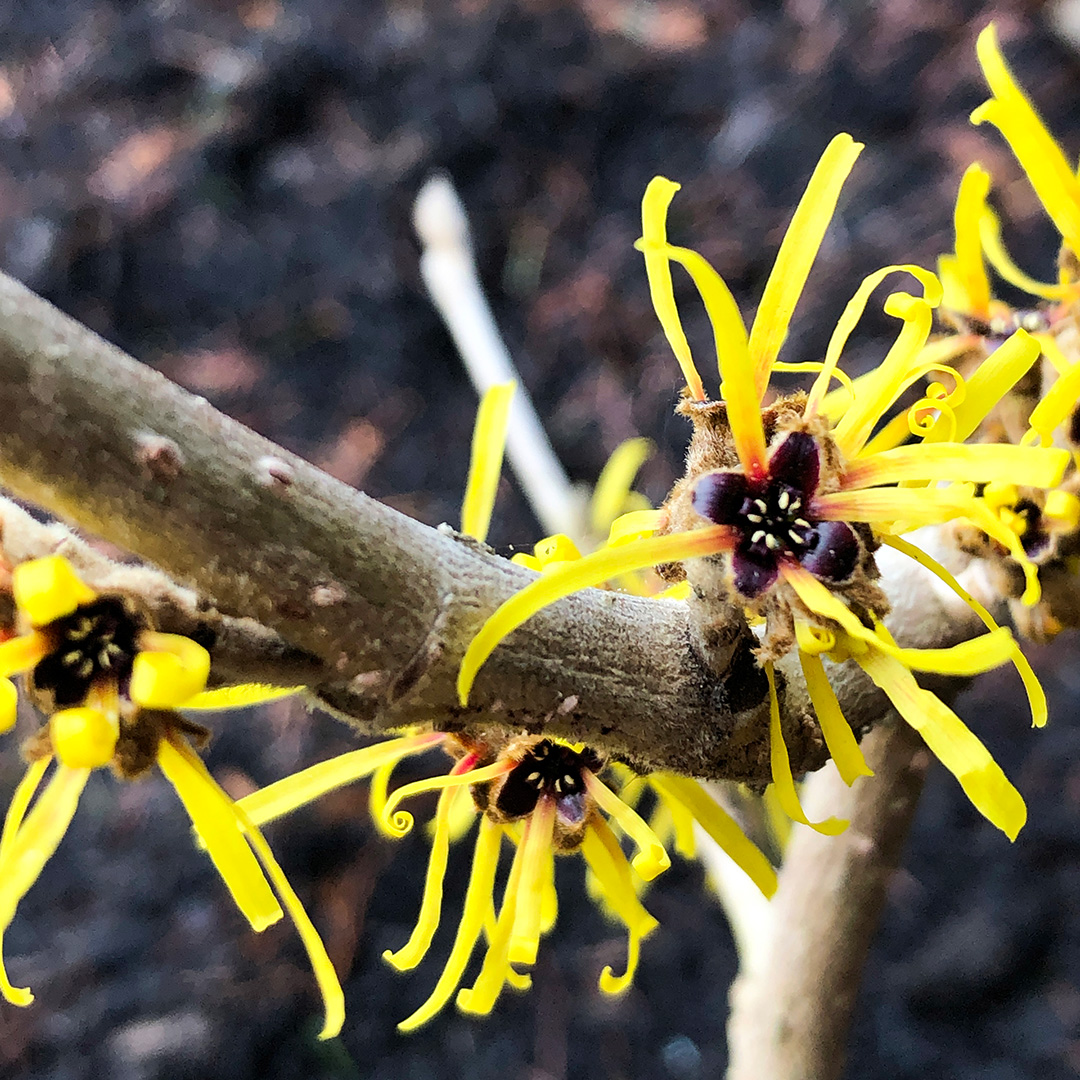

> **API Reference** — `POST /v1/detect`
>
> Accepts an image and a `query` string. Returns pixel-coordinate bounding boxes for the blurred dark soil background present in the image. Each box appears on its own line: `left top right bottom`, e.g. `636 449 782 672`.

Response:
2 1 1080 1077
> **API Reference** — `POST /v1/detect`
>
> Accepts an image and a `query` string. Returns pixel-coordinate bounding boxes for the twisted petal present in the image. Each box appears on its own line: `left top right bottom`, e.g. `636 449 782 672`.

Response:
749 133 863 399
0 633 49 680
461 381 516 543
765 662 847 835
972 24 1080 260
583 770 670 880
380 760 511 838
458 525 733 704
980 206 1076 300
181 684 303 710
12 556 96 627
1028 359 1080 446
637 177 706 401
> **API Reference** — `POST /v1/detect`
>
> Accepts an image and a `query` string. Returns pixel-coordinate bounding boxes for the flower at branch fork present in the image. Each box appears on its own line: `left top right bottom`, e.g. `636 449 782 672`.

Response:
0 555 343 1038
458 134 1067 839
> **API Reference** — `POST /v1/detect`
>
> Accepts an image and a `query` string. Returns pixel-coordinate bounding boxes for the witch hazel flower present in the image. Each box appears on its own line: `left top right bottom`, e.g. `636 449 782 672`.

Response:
458 133 1069 839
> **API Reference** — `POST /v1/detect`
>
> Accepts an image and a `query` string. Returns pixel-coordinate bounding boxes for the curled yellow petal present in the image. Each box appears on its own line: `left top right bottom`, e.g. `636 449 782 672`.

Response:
583 771 670 880
12 556 97 627
239 733 444 826
383 756 476 972
636 177 706 401
590 437 655 536
766 662 848 835
918 328 1041 444
1028 359 1080 446
749 133 863 399
580 818 658 994
181 684 303 710
461 381 516 543
858 648 1026 839
951 164 993 318
458 525 732 704
650 773 778 898
156 737 283 932
608 509 665 546
397 816 502 1031
979 206 1075 300
130 633 211 708
798 651 873 785
380 760 511 838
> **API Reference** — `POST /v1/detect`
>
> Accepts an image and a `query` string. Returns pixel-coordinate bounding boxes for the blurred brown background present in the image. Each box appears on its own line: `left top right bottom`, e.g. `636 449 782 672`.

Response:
2 1 1080 1078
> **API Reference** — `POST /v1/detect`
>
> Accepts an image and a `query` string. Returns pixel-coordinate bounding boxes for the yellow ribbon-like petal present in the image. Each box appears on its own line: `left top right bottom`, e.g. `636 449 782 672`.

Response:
590 437 655 536
12 556 97 627
649 773 778 897
636 177 706 402
380 760 511 838
0 633 49 681
798 651 873 785
950 163 994 318
858 648 1026 839
49 707 118 769
749 133 863 399
0 678 17 734
507 797 557 967
1028 359 1080 446
458 525 732 703
461 381 516 543
156 738 283 932
978 203 1076 300
765 662 848 835
583 770 671 880
181 684 303 710
972 24 1080 260
397 816 503 1031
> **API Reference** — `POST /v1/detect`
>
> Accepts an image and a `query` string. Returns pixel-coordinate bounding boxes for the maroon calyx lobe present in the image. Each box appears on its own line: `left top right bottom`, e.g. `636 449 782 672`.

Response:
691 430 859 598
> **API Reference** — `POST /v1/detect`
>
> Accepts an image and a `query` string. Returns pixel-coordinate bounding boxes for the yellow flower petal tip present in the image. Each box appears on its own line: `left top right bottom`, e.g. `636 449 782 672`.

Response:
12 556 97 627
129 637 211 708
50 707 118 769
181 684 304 711
0 677 17 733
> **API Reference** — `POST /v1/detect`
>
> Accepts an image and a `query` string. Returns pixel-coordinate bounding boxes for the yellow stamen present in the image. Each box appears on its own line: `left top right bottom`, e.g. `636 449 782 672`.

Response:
458 525 732 704
397 816 502 1031
238 733 443 826
130 632 211 708
637 178 707 401
749 133 863 399
766 662 848 835
461 381 516 543
590 437 655 536
582 770 670 880
12 556 97 627
798 650 873 785
649 773 778 897
156 738 283 932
